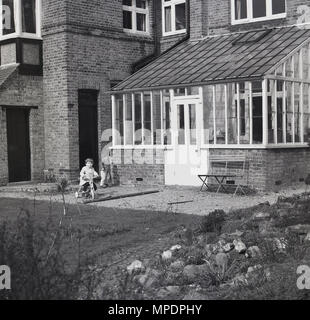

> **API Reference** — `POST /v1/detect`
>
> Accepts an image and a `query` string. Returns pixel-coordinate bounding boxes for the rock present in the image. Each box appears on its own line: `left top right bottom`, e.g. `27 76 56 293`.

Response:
162 250 173 261
233 239 247 254
273 238 287 252
215 253 228 271
247 264 263 275
166 286 182 295
286 224 310 236
253 212 271 220
246 246 262 259
127 260 144 275
223 243 235 253
205 243 218 257
170 260 185 272
230 274 248 287
170 245 182 252
135 268 161 289
305 232 310 242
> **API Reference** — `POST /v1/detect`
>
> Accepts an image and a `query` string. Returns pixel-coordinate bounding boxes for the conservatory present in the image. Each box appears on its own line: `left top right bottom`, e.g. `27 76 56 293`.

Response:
110 26 310 190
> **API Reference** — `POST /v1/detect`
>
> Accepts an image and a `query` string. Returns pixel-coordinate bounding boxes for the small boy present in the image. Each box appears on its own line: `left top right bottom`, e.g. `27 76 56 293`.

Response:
75 158 99 198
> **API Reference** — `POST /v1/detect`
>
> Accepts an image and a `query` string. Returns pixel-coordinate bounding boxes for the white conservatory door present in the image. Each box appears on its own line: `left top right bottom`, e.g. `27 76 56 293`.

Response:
165 99 208 186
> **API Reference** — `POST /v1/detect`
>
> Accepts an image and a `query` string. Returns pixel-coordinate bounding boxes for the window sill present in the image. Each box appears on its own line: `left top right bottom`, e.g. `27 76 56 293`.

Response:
123 29 151 37
162 29 187 37
231 13 287 26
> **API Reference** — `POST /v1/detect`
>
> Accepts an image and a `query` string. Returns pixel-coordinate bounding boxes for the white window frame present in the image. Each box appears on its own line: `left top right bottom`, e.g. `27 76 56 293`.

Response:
123 0 149 34
0 0 42 40
162 0 186 37
231 0 287 25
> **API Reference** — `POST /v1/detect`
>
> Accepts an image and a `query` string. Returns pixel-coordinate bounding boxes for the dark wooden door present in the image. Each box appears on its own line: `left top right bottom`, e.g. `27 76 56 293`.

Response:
6 108 31 182
78 90 99 171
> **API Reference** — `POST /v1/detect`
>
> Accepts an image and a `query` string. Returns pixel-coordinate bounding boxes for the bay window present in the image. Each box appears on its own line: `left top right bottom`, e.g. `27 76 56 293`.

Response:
163 0 186 36
232 0 286 25
123 0 149 33
0 0 41 39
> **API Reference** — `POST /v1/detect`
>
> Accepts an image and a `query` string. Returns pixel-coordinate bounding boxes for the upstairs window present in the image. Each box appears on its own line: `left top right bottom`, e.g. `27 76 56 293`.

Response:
163 0 186 36
0 0 41 39
232 0 286 25
123 0 149 33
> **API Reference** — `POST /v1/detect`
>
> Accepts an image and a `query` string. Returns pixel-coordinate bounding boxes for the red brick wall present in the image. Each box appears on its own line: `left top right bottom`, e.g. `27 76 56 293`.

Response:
111 148 165 185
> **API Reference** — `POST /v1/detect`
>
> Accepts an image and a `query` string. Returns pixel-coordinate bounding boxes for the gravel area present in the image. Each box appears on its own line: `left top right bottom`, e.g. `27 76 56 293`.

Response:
0 182 308 215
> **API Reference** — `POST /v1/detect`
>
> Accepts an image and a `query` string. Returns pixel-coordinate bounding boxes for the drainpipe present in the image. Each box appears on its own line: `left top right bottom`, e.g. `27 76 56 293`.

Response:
132 0 191 72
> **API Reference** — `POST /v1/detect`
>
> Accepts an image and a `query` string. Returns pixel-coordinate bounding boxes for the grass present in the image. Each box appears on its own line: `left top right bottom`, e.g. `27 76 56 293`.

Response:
0 197 201 299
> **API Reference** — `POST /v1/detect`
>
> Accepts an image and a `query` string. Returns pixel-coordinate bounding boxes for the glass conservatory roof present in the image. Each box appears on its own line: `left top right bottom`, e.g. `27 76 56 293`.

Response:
112 26 310 92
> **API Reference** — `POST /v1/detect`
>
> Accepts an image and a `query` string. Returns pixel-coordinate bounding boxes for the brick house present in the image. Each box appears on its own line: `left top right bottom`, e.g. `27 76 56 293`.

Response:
1 1 310 191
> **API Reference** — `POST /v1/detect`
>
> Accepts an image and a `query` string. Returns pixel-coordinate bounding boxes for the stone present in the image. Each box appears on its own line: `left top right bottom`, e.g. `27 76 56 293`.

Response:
305 232 310 242
135 268 161 289
286 224 310 236
233 239 247 254
162 250 173 261
246 246 262 259
230 274 248 287
253 212 271 220
170 245 182 252
127 260 144 275
170 260 185 272
273 238 287 252
223 243 235 253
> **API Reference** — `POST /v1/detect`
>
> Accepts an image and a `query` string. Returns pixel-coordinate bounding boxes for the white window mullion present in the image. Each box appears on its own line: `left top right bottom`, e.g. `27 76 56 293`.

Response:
266 0 272 18
132 93 136 145
300 83 304 143
274 80 278 144
160 90 164 146
15 0 22 36
224 84 228 145
249 82 253 145
0 0 3 37
112 95 116 147
248 0 253 21
283 80 287 144
237 83 240 144
141 92 145 145
36 0 42 38
151 92 154 145
262 79 269 145
123 94 127 146
212 85 216 145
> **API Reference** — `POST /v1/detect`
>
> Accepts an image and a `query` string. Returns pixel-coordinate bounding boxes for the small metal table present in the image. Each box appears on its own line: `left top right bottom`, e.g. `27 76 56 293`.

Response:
198 174 238 194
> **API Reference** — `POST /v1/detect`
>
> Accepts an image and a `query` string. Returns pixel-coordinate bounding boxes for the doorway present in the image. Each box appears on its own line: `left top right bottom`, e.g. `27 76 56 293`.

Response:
6 108 31 183
165 99 208 186
78 90 99 171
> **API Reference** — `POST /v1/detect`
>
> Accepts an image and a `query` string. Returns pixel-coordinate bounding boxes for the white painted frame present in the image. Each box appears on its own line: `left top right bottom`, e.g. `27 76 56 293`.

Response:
0 0 42 40
162 0 186 37
231 0 287 26
123 0 150 35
